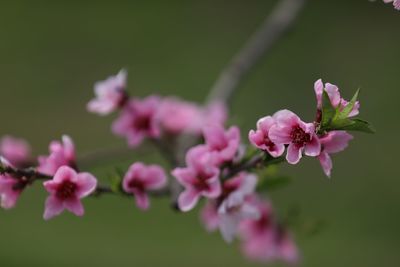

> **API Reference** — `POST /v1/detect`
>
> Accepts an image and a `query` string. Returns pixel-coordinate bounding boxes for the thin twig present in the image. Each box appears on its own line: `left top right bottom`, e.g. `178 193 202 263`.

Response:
206 0 307 105
172 0 307 207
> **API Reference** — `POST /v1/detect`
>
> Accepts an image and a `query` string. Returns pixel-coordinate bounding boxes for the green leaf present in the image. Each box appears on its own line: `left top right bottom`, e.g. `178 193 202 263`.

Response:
335 118 375 133
321 90 337 128
336 89 359 120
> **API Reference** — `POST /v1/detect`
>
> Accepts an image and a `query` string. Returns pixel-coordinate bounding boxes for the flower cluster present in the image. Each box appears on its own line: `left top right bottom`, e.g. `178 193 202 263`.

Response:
87 70 227 147
0 71 372 266
249 79 367 177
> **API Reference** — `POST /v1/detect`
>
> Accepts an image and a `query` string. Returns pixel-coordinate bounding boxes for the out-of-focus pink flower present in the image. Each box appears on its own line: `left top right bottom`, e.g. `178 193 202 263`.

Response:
87 69 128 115
0 173 22 209
203 125 240 164
249 115 285 157
239 198 299 264
158 98 228 135
269 110 320 164
200 200 220 232
158 97 203 134
112 96 161 147
314 79 360 118
122 162 167 210
200 173 259 242
318 131 353 177
383 0 400 10
0 135 31 167
38 135 76 176
172 145 221 212
217 173 259 243
43 166 97 220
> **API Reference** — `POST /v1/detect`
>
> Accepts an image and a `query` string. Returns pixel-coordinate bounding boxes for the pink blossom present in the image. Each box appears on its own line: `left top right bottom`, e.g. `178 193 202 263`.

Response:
318 131 353 177
200 200 220 232
239 198 299 264
157 98 228 135
314 79 360 118
122 162 167 210
269 110 321 164
112 96 161 147
0 135 31 167
203 125 240 164
43 166 97 220
383 0 400 10
0 174 22 209
217 173 259 243
158 97 203 135
172 145 221 212
248 115 285 157
37 135 76 176
87 69 128 115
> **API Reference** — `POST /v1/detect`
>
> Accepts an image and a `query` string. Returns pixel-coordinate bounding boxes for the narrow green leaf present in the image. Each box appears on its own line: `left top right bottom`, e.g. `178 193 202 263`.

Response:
336 89 359 120
321 90 336 128
338 118 375 133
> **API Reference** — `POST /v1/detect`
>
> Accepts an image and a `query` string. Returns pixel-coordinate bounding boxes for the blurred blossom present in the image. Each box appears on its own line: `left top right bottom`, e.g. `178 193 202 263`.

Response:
0 173 22 209
43 166 97 220
112 96 161 147
38 135 76 176
0 135 31 167
172 145 220 212
87 69 128 115
122 162 167 210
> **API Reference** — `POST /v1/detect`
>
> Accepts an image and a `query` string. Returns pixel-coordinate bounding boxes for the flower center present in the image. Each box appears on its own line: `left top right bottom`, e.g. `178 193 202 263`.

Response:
290 125 310 145
128 179 145 192
264 135 276 151
133 115 151 131
56 180 77 200
193 172 213 191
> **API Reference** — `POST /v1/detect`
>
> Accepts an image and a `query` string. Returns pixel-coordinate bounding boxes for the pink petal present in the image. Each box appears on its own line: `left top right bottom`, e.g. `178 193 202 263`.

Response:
273 109 300 127
43 196 64 220
286 144 302 165
53 166 77 183
321 131 353 154
64 197 85 216
134 189 150 210
200 202 219 232
318 152 332 177
142 165 167 190
203 179 222 199
178 188 200 212
304 134 321 157
314 79 324 108
171 168 196 187
325 83 341 107
268 125 292 144
76 172 98 198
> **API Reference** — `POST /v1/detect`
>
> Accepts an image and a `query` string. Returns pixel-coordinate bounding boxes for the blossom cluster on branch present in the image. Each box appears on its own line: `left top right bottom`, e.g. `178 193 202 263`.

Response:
0 68 373 265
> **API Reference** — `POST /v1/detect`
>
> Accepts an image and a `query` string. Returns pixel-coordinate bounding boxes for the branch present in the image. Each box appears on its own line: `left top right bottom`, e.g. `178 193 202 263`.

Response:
206 0 307 105
172 0 307 206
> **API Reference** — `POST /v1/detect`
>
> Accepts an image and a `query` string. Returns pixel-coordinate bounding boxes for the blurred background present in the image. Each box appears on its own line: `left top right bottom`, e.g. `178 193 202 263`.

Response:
0 0 399 266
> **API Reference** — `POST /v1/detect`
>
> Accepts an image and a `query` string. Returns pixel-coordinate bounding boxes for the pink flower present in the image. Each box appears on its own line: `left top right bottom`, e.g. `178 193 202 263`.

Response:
314 79 360 118
203 125 240 164
87 69 128 115
112 96 161 147
200 200 220 232
172 145 221 212
248 115 285 157
37 135 76 176
0 135 31 167
0 174 22 209
200 173 259 242
269 110 321 164
318 131 353 177
122 162 167 210
157 98 228 135
43 166 97 220
217 173 259 243
158 97 203 135
383 0 400 10
239 198 299 264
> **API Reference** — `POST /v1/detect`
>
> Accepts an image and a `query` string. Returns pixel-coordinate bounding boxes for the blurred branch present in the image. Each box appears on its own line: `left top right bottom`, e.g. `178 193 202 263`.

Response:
206 0 306 105
172 0 307 208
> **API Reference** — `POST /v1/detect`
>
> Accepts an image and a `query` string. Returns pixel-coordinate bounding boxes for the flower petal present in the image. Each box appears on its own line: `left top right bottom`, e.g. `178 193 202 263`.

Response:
43 196 64 220
286 144 302 164
178 189 200 212
64 197 85 217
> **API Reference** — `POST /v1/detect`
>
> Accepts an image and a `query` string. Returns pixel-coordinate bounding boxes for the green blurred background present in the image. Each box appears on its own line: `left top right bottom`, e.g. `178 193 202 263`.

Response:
0 0 399 266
